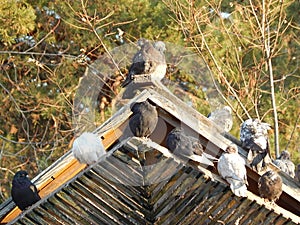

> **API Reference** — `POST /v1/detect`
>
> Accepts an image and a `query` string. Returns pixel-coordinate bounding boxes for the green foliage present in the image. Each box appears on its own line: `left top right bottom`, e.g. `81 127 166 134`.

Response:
0 0 36 45
0 0 299 204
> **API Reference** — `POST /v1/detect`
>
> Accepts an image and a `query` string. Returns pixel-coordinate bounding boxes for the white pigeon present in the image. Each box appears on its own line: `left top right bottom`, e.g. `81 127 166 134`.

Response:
72 132 106 165
273 150 295 178
240 118 272 172
208 106 233 132
218 144 248 197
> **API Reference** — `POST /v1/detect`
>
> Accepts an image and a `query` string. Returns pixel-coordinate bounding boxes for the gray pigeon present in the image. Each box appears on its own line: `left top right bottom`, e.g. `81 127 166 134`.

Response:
208 106 233 132
72 132 106 165
296 164 300 182
11 171 41 210
258 170 282 202
240 118 272 172
273 150 295 178
121 39 167 87
129 99 158 138
217 144 248 197
166 128 216 166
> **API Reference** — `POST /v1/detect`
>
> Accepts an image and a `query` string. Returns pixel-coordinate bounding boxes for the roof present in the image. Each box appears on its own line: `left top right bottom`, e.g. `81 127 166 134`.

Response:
1 84 300 224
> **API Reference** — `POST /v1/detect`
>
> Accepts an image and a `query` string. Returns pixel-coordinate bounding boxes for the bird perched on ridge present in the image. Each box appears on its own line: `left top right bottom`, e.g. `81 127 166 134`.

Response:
296 164 300 182
121 38 167 87
258 170 282 203
273 150 295 178
166 128 216 166
11 170 41 211
240 118 272 172
207 106 233 132
129 99 158 138
217 144 248 197
72 132 106 165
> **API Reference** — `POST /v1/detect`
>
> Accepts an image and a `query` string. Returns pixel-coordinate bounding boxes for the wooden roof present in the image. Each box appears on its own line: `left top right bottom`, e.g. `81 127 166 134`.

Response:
1 84 300 224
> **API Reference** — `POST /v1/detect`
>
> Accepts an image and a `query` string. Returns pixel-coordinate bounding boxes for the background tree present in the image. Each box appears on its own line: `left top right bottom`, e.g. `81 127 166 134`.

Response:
0 0 299 203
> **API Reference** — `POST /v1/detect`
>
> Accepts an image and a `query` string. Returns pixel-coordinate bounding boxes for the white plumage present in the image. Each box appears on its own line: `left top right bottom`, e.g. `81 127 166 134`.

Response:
218 144 248 197
72 132 106 165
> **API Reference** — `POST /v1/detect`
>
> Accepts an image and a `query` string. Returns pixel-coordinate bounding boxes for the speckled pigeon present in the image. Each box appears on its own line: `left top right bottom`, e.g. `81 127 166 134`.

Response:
240 118 272 172
258 170 282 202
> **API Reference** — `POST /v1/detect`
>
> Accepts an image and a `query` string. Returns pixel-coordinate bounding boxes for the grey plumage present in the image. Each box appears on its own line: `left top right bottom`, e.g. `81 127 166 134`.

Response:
296 164 300 182
258 170 282 202
273 150 295 178
129 99 158 138
217 144 248 197
240 118 272 172
166 128 216 166
122 39 167 87
208 106 233 132
72 132 106 165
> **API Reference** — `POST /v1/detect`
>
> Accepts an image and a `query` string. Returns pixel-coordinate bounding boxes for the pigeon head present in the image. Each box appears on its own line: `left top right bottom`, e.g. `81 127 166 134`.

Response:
223 106 232 114
14 171 29 180
279 150 290 160
137 38 148 47
225 144 238 154
12 170 31 188
264 170 278 180
130 99 155 114
153 41 166 53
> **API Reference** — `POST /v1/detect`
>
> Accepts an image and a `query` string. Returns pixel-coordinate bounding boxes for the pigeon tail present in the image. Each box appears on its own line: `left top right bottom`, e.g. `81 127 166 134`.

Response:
231 182 247 197
188 154 214 166
226 178 247 197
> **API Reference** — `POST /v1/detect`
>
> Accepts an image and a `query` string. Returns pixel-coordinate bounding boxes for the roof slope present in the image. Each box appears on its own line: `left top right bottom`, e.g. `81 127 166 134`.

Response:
1 86 300 224
7 138 300 225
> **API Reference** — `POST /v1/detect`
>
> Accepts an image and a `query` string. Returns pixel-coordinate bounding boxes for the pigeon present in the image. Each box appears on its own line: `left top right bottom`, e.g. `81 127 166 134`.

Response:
11 170 41 211
121 39 167 87
258 170 282 202
129 99 158 138
217 144 248 197
207 106 233 132
72 132 106 165
166 128 216 166
273 150 295 178
240 118 272 172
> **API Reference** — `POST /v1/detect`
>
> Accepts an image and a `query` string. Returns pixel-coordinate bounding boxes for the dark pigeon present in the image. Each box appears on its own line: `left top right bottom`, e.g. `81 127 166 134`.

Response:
129 99 158 138
273 150 295 178
217 144 248 197
240 118 272 172
166 128 216 166
208 106 233 132
11 170 41 210
258 170 282 202
122 39 167 87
